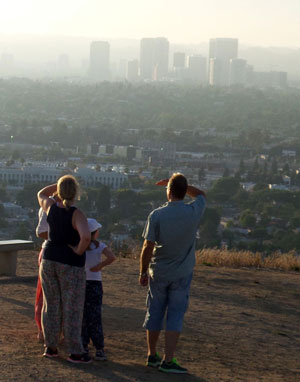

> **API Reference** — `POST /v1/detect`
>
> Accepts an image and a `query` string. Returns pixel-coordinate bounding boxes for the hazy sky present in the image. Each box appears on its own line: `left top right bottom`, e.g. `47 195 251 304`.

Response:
1 0 299 47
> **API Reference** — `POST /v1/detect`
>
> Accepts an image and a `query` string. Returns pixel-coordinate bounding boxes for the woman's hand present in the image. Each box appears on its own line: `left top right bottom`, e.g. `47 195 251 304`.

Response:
69 244 83 255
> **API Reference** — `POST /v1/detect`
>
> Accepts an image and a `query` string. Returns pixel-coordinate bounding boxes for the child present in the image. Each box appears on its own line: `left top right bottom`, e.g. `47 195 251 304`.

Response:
35 205 49 341
35 193 59 341
82 218 116 361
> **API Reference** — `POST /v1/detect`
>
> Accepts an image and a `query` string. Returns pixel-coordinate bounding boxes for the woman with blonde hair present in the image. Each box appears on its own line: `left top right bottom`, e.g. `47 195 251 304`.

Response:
37 175 91 363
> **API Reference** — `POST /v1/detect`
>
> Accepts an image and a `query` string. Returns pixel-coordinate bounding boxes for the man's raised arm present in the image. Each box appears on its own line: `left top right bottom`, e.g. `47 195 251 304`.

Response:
186 185 206 199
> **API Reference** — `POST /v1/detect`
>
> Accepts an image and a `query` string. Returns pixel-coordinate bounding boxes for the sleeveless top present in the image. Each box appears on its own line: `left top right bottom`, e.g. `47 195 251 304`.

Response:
43 203 86 267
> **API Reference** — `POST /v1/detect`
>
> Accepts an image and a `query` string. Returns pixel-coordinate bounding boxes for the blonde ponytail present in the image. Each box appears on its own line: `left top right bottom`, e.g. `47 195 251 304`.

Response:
57 175 79 209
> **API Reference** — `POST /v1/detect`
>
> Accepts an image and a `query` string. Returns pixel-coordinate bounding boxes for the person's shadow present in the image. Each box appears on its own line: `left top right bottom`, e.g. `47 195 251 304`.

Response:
51 357 207 381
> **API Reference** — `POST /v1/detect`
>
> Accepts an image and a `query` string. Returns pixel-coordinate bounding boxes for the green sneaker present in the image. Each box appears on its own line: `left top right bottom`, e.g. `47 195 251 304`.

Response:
146 352 162 368
159 358 188 374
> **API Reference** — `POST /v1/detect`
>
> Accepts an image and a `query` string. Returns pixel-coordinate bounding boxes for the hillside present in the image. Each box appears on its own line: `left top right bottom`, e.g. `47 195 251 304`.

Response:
0 251 300 382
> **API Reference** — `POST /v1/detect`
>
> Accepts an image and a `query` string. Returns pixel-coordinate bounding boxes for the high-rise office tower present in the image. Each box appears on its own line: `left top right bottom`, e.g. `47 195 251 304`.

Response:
89 41 110 81
140 38 155 79
270 71 288 88
154 37 169 80
208 38 238 86
229 58 247 85
140 37 169 80
187 55 207 83
173 52 186 69
127 60 139 81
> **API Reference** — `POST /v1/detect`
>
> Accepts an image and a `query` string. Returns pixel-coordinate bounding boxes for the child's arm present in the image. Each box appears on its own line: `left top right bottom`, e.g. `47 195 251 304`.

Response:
90 247 116 272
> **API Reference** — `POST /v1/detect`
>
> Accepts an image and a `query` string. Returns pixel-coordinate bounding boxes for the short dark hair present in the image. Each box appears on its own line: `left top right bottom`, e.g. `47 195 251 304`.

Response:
169 173 187 200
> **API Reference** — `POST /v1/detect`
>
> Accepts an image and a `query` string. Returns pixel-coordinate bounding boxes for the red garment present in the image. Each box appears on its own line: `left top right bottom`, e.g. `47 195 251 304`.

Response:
34 249 43 331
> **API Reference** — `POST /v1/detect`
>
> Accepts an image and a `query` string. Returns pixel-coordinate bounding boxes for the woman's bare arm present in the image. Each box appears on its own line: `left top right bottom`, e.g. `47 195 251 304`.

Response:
37 184 57 213
70 209 90 255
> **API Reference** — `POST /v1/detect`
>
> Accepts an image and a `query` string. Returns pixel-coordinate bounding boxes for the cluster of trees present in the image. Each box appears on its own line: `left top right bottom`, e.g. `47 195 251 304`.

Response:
205 176 300 253
3 173 300 253
1 79 300 154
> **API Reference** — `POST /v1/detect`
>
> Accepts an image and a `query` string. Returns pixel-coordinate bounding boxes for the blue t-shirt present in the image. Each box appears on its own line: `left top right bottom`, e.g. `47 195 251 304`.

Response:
143 195 206 281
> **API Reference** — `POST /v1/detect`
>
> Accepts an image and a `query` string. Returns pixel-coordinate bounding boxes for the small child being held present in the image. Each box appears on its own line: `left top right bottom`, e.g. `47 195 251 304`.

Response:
82 218 116 361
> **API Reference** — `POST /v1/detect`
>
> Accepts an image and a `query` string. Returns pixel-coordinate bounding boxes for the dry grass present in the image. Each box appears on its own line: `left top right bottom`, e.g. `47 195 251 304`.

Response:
196 248 300 271
116 241 300 272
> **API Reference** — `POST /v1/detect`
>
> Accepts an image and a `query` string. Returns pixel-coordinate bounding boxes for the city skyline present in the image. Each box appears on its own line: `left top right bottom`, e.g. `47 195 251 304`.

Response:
0 0 300 47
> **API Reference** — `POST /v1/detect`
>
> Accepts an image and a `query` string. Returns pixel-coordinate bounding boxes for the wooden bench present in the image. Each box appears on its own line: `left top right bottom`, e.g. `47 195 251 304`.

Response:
0 240 34 276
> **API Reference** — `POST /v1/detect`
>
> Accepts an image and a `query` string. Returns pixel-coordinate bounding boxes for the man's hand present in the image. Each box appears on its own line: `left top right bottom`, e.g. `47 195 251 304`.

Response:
155 178 169 187
139 274 149 286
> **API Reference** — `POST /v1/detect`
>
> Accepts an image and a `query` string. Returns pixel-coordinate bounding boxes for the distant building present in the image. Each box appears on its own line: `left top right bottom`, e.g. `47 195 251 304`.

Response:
140 38 155 79
138 140 176 163
173 52 185 69
282 149 296 157
229 58 247 85
118 59 127 79
209 38 238 86
154 38 169 80
252 71 288 88
0 166 62 186
3 202 25 217
140 37 169 80
127 59 139 81
269 184 290 191
209 58 222 86
74 167 128 189
88 144 142 160
187 55 207 83
89 41 110 81
270 71 288 88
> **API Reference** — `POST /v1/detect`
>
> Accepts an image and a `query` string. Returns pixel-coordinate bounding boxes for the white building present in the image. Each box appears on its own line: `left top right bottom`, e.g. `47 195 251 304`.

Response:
74 167 128 189
0 166 63 186
0 164 128 190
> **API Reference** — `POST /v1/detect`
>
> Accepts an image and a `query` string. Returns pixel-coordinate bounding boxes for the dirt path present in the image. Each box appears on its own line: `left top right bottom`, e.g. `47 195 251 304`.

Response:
1 251 300 382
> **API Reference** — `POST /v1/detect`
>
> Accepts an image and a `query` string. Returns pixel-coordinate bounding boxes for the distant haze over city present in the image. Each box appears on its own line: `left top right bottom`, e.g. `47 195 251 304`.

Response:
0 0 300 81
0 0 299 47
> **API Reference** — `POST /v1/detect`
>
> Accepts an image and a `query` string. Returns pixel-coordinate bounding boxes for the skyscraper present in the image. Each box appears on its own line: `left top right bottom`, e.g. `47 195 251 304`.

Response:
140 37 169 80
187 55 207 83
127 60 139 81
173 52 185 69
208 38 238 86
89 41 110 81
229 58 247 86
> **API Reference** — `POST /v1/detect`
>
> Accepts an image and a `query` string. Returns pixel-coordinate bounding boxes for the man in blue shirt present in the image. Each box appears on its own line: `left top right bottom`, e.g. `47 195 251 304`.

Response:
139 173 206 374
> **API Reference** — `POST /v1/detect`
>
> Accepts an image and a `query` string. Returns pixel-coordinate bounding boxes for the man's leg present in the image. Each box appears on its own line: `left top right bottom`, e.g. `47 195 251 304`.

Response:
164 331 180 362
147 330 160 356
158 273 193 373
143 277 167 367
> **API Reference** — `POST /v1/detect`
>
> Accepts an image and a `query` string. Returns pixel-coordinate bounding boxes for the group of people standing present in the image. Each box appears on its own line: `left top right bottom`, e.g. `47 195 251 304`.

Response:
35 172 206 374
35 175 115 363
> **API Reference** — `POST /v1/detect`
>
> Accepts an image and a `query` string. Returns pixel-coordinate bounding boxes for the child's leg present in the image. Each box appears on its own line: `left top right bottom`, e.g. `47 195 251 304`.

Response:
35 249 44 334
81 282 90 350
87 281 104 350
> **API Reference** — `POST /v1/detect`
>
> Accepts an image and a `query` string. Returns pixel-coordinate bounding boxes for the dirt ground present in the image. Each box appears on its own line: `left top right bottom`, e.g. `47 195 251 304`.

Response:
1 251 300 382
